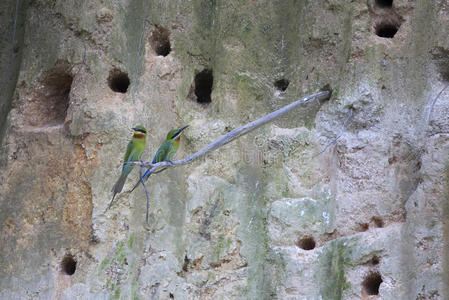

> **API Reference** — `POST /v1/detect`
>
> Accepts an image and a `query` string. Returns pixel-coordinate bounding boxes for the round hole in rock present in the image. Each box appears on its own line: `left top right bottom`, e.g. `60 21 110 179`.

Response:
296 236 316 250
193 69 213 104
108 69 130 93
61 254 77 275
274 79 289 92
362 272 382 295
375 23 399 38
149 26 171 57
375 0 393 8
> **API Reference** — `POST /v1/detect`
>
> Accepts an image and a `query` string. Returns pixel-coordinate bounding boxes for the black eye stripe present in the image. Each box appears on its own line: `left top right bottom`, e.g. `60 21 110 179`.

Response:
173 131 181 138
172 129 184 138
135 129 146 134
172 126 188 139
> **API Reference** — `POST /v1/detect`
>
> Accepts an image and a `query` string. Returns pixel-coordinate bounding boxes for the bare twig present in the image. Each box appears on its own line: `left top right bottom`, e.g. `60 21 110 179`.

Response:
129 91 331 173
138 166 151 225
312 107 353 158
427 83 449 125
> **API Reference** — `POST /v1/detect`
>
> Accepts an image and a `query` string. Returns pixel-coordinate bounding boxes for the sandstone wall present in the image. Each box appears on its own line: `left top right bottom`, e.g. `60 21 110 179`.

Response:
1 0 448 299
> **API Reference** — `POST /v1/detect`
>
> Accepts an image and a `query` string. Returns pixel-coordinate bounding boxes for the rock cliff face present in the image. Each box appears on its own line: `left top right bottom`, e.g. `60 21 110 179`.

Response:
1 0 448 299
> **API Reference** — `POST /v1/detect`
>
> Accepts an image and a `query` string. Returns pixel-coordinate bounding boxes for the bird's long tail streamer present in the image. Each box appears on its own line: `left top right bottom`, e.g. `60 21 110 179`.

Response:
138 167 151 225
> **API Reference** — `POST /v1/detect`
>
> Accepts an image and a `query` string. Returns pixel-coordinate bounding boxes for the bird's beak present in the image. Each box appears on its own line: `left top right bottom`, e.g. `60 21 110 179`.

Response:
173 125 189 139
179 125 189 133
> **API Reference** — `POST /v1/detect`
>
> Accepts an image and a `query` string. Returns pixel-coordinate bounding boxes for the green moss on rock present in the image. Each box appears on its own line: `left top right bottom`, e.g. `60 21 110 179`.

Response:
318 239 354 299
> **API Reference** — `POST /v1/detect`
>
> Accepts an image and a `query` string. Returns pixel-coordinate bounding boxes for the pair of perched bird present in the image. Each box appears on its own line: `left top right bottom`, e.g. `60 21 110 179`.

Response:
109 125 189 209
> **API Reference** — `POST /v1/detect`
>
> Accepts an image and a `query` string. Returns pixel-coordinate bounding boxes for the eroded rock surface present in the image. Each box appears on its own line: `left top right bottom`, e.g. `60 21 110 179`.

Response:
1 0 449 299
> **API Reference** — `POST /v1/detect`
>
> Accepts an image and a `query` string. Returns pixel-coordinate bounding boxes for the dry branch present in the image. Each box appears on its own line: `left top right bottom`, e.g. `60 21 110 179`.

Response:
129 90 331 173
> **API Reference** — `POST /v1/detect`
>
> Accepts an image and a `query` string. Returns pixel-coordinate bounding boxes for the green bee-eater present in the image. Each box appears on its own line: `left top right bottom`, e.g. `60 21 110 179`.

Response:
131 125 189 192
108 125 148 209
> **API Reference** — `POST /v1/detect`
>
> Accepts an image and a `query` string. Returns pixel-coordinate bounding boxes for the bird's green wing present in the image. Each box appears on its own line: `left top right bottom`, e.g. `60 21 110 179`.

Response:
152 141 173 163
128 145 144 162
122 138 145 174
123 140 134 163
121 141 135 175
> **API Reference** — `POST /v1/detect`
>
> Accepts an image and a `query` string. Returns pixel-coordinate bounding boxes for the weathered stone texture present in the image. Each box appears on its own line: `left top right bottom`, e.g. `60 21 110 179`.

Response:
1 0 448 299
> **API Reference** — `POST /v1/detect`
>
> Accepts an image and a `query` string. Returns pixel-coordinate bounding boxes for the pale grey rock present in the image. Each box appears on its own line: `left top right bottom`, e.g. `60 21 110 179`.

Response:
1 0 449 299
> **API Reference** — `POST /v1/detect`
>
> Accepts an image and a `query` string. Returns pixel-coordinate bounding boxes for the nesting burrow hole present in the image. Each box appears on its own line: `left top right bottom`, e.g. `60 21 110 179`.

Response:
274 78 289 92
61 254 77 275
375 0 393 8
190 69 213 104
375 22 399 38
362 272 382 295
25 62 73 127
108 68 130 93
296 236 316 250
372 0 402 39
149 26 171 57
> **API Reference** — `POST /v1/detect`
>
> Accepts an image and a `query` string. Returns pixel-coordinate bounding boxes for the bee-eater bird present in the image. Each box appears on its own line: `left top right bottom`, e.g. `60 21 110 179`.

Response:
108 125 147 209
131 125 189 193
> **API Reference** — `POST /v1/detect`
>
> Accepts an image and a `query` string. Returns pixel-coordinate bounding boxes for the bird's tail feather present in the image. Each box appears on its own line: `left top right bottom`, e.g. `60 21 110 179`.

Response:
112 173 128 194
107 174 127 210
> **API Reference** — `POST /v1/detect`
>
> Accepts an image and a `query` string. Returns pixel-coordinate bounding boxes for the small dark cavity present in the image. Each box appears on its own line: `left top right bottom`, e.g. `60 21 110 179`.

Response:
375 23 399 38
45 73 73 125
375 0 393 8
61 254 77 275
274 79 289 92
296 236 316 250
370 256 380 265
169 293 174 299
108 69 130 93
149 26 171 57
193 69 213 104
362 272 382 295
320 84 333 99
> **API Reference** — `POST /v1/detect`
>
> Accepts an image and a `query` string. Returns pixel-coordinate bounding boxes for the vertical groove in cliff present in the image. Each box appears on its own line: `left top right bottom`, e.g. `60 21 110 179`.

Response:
0 0 27 166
